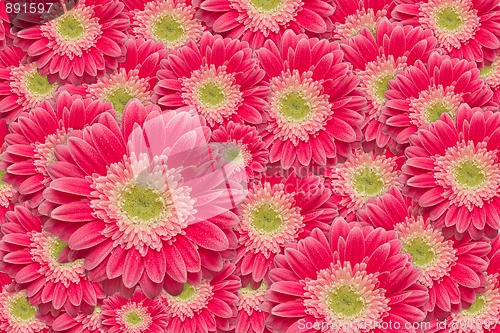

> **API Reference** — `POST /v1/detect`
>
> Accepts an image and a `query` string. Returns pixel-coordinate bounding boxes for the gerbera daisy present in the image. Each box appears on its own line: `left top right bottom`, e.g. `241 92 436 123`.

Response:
234 280 270 333
0 205 105 316
194 0 335 49
155 32 268 128
392 0 500 63
342 19 437 150
52 306 104 333
403 105 500 239
265 218 428 333
382 52 495 149
124 0 205 51
480 56 500 105
328 149 404 220
101 290 168 333
0 288 49 333
160 262 239 333
63 38 167 117
42 109 244 298
235 172 337 282
211 121 269 183
14 0 129 85
0 91 114 208
331 0 395 40
0 46 58 123
257 30 365 170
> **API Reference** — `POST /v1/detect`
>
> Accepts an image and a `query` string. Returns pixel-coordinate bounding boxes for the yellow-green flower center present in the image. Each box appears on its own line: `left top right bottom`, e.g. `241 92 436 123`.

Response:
120 185 165 222
403 237 436 267
328 286 365 318
199 82 226 107
125 310 144 326
427 102 453 122
454 160 486 189
58 15 85 39
49 238 67 263
224 145 243 163
353 168 385 197
250 0 282 12
26 71 53 97
480 65 495 78
251 204 282 233
9 295 37 322
153 15 185 43
176 283 197 300
373 75 393 101
280 92 311 121
106 88 135 115
462 294 486 315
437 7 463 31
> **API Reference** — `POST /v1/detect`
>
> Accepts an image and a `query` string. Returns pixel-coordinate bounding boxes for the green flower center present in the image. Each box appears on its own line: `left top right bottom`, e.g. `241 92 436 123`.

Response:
280 92 311 121
373 75 393 102
153 15 184 43
250 0 282 12
480 65 495 78
328 286 365 318
10 295 37 322
26 71 53 97
224 145 243 163
106 88 135 115
454 160 486 189
176 284 197 301
125 310 143 327
49 238 67 263
437 7 463 31
403 237 436 267
251 204 282 233
427 102 453 122
120 185 165 222
58 15 85 39
463 295 486 315
353 167 385 197
199 82 226 107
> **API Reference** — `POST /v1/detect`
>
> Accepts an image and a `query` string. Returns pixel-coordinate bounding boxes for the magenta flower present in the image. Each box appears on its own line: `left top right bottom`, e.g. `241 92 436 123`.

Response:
52 306 104 333
155 32 268 128
14 0 129 84
393 0 500 63
382 52 495 149
342 19 437 151
194 0 335 49
403 105 500 239
265 218 428 333
0 287 49 333
234 280 270 333
257 30 365 170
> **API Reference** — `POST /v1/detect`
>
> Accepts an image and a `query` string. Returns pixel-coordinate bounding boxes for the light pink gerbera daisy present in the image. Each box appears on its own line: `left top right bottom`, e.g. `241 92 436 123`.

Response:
124 0 205 51
331 0 395 40
0 287 49 333
403 105 500 239
155 32 268 128
52 306 105 333
160 262 240 333
393 0 500 63
233 280 270 333
0 205 105 316
382 52 495 149
211 121 269 183
101 290 168 333
14 0 129 85
63 38 167 117
257 30 365 170
328 149 404 220
0 46 57 123
264 218 428 333
193 0 335 49
342 19 437 151
42 108 244 298
0 91 114 208
235 172 337 283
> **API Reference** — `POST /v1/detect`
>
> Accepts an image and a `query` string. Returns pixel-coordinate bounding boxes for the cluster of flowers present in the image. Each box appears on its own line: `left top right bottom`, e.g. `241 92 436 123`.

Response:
0 0 500 332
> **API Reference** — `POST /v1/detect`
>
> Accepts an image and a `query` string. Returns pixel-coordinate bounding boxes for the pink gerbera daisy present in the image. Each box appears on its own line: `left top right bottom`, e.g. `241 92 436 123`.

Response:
393 0 500 63
0 91 114 208
403 105 500 239
264 218 428 333
233 280 270 333
160 263 239 333
257 30 365 170
382 52 495 149
124 0 205 51
42 108 243 298
331 0 395 40
0 287 49 333
0 46 57 123
235 172 337 282
155 32 268 128
193 0 335 49
14 0 129 84
211 121 269 183
52 306 104 333
0 205 105 316
63 38 167 117
101 290 168 333
342 19 437 151
480 56 500 105
328 149 404 220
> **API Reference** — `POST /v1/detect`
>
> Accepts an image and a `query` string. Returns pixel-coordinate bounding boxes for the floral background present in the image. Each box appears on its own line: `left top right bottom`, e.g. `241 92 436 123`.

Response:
0 0 499 332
